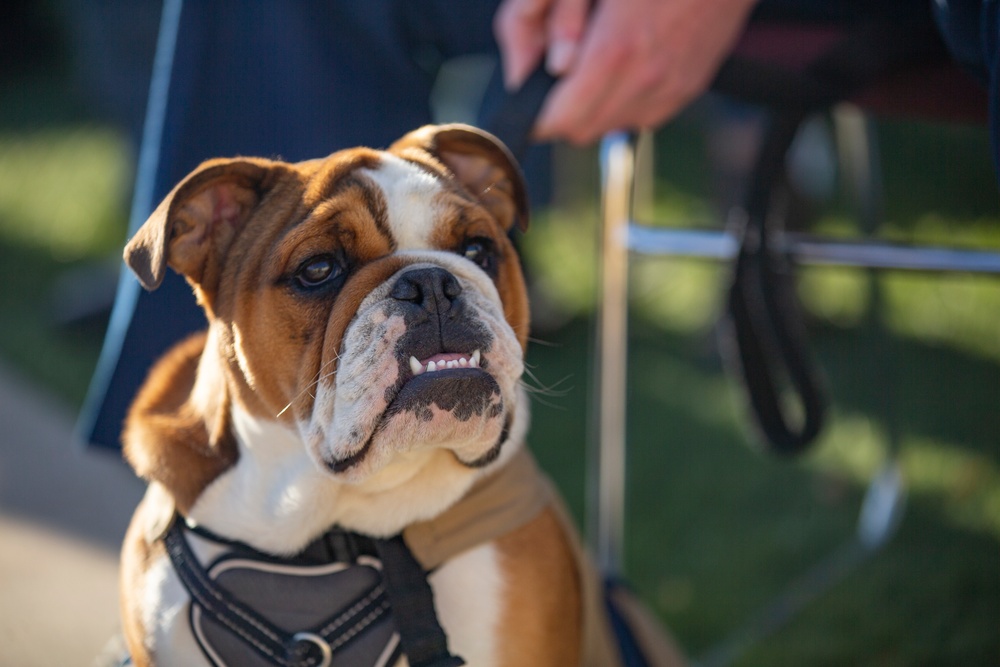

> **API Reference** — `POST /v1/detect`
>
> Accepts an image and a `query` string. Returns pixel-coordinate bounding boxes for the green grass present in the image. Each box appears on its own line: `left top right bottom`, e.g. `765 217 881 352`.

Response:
0 73 997 665
0 75 131 402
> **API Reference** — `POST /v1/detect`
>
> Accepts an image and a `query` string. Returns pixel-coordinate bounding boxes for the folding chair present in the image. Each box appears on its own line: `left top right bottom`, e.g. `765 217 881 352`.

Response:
589 10 997 666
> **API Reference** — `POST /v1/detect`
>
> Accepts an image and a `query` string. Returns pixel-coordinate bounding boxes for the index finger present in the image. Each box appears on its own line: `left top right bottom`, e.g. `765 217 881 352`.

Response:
495 0 554 90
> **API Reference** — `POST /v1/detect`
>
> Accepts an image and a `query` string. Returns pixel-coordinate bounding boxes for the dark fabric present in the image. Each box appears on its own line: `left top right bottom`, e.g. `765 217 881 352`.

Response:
480 66 557 160
193 560 395 667
164 518 291 664
603 579 650 667
932 0 1000 177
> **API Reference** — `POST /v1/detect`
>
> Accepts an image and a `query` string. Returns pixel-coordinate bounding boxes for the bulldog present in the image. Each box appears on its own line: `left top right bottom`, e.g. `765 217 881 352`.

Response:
118 124 683 667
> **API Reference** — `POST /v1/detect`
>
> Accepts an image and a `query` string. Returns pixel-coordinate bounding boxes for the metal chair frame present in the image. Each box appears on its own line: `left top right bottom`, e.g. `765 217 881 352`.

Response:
589 108 998 664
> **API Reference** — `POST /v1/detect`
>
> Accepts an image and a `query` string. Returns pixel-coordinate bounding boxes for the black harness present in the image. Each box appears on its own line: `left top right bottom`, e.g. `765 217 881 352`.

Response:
164 515 464 667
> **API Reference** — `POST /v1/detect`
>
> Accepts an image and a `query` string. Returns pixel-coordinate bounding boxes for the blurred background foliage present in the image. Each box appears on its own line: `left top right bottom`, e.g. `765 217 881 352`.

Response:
0 1 997 665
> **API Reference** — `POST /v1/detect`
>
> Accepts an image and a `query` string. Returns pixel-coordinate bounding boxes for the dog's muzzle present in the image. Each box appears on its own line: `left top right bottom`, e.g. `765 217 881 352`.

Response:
311 257 522 480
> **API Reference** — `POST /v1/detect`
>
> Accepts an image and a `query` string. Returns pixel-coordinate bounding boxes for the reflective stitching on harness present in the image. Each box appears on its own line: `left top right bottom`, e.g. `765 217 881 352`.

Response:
202 557 391 657
328 599 392 652
166 524 301 666
196 574 286 651
317 583 386 638
191 606 301 667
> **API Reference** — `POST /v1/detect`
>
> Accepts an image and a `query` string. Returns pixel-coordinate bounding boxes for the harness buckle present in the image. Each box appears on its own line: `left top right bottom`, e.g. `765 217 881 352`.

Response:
291 632 332 667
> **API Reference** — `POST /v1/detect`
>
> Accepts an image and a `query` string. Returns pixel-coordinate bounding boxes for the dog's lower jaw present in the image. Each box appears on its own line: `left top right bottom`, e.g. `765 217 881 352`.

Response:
186 398 528 553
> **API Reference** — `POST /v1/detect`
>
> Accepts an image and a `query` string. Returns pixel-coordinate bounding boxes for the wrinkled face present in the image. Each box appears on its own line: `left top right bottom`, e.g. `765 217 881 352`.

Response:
204 143 530 483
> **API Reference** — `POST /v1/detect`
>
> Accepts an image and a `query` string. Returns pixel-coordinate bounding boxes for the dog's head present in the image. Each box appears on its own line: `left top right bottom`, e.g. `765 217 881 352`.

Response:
125 125 530 487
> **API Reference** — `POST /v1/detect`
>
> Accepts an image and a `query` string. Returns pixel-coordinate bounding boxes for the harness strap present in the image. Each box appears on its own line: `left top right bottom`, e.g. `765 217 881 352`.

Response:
374 536 465 667
404 448 551 570
156 448 548 666
164 518 305 666
159 449 549 666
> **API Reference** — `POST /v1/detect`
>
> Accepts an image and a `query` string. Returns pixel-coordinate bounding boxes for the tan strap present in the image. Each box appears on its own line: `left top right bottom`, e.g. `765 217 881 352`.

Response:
403 447 551 570
404 448 630 664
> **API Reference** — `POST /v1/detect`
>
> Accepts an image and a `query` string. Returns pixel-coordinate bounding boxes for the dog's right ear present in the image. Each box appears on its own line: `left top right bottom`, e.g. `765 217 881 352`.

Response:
124 157 282 292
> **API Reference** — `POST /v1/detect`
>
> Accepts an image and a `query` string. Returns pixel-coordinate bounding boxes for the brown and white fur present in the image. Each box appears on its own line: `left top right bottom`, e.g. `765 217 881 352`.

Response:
118 124 681 666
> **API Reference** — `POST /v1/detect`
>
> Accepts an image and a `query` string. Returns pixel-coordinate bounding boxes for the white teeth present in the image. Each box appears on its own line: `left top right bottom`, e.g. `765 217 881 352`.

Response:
410 351 481 375
410 356 424 376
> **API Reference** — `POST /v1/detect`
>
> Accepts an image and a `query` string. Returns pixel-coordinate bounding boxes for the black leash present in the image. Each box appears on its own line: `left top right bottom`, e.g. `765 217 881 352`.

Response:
711 17 942 454
481 66 557 161
480 34 940 456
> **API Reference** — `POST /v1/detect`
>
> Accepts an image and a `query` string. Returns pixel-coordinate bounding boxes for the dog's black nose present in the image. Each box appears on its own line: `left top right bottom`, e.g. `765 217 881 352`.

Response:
390 267 462 314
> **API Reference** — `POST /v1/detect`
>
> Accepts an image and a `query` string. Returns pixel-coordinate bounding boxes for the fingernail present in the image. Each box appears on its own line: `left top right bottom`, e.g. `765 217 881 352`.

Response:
546 39 578 76
505 60 530 91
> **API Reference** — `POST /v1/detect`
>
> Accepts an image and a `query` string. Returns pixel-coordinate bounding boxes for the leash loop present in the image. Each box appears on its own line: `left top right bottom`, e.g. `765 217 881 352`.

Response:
714 17 942 454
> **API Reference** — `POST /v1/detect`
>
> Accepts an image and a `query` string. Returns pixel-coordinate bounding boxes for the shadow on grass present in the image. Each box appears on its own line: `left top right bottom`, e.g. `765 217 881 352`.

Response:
817 324 1000 458
527 316 999 665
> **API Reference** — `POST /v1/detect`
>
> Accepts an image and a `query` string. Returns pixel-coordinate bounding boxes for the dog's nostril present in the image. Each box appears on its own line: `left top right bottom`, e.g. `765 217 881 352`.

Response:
442 273 461 299
390 278 421 302
391 267 462 311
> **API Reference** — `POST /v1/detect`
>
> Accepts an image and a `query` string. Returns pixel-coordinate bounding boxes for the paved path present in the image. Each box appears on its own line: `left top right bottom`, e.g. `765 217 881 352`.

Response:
0 361 144 666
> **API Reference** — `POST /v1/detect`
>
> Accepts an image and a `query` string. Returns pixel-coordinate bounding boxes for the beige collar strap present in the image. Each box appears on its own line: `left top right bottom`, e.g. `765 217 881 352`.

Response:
403 447 552 570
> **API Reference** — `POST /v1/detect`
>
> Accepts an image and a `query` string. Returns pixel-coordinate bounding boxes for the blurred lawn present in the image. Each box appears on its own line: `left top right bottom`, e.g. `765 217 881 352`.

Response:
0 70 997 666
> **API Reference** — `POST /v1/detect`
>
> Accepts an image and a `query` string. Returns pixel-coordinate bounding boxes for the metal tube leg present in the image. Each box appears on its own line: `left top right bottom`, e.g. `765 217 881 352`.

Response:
590 132 638 574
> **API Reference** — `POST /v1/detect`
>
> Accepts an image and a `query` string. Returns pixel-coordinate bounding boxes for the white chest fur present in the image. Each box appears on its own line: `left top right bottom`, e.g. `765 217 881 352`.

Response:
187 408 341 555
187 407 493 552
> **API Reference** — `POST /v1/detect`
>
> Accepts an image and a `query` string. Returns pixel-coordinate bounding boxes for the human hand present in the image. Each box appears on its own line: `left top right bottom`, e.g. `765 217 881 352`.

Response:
494 0 760 144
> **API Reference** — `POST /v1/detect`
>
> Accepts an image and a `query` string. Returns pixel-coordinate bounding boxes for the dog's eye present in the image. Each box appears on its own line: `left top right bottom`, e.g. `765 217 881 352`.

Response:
295 255 344 288
460 238 498 276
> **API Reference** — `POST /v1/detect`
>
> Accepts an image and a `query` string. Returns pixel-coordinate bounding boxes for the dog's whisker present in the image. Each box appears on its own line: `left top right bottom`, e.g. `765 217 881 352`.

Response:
526 335 560 347
520 381 569 411
275 358 342 418
520 367 573 399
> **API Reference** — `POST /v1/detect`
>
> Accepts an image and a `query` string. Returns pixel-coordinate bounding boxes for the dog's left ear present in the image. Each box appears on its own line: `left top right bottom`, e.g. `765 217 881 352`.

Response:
391 124 529 232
